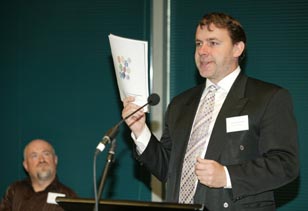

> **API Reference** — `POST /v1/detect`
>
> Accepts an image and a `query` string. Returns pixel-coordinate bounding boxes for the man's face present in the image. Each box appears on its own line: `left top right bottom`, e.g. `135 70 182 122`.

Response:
195 23 244 83
23 140 58 182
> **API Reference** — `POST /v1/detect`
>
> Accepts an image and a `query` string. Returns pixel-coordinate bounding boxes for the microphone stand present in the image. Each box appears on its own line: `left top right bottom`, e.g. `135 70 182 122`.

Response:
97 139 116 200
93 93 160 211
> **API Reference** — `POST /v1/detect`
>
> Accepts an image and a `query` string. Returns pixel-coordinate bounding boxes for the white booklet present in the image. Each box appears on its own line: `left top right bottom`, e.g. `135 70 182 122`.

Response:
108 34 149 108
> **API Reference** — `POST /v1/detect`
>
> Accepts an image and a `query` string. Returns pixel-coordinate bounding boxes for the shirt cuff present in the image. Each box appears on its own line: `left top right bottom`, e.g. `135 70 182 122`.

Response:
224 166 232 188
130 125 151 154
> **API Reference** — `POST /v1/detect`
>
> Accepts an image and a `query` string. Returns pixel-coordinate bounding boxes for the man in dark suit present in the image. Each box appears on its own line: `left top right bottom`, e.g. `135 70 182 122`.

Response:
122 12 299 211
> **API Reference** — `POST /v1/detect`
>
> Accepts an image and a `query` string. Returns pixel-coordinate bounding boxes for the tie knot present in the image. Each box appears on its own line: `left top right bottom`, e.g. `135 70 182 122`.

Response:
208 84 218 92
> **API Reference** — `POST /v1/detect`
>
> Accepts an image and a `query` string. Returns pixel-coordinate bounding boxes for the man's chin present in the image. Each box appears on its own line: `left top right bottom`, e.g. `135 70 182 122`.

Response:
37 171 53 181
199 70 213 79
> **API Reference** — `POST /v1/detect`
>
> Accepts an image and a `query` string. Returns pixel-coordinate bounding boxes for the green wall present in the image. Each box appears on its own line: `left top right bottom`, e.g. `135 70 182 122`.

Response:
1 0 308 210
0 0 151 200
169 0 308 210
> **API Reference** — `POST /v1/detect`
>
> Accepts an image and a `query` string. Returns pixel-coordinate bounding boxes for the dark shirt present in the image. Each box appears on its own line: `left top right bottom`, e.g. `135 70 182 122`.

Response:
0 177 77 211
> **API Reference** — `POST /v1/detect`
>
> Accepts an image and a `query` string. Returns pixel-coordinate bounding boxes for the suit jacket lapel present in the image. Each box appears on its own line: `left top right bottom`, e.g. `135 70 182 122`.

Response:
204 74 249 161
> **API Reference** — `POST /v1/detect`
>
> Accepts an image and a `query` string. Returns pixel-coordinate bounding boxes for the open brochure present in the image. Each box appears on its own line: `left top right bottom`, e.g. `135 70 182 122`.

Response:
108 34 149 109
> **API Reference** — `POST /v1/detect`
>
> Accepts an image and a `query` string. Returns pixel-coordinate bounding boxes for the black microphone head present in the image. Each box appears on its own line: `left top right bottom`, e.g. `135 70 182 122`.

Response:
148 93 160 106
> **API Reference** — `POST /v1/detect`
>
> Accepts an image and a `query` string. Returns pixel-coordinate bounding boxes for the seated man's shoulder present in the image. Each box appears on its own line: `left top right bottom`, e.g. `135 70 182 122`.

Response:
55 181 77 197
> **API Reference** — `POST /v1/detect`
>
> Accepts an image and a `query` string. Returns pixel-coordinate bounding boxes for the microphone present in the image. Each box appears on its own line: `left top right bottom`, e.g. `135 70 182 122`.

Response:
146 93 160 106
95 93 160 153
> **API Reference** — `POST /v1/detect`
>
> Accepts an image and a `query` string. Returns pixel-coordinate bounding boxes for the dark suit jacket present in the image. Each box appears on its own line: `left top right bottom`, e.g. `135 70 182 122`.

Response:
136 73 299 211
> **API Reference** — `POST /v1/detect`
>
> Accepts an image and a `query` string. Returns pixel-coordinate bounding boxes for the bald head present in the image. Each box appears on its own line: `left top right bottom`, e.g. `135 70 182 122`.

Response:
23 139 56 160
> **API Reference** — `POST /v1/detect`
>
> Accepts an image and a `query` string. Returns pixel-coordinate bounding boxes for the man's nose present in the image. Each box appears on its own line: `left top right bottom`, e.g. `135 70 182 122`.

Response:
38 154 45 162
197 42 211 56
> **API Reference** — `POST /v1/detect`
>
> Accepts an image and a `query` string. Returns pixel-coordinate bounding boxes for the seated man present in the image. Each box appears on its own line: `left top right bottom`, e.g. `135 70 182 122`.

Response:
0 139 77 211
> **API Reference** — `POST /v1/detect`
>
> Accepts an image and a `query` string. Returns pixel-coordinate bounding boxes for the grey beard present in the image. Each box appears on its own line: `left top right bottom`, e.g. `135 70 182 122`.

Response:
37 169 52 181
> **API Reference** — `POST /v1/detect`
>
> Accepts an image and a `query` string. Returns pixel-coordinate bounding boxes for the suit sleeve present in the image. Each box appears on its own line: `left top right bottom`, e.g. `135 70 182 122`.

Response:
227 88 299 200
134 105 173 182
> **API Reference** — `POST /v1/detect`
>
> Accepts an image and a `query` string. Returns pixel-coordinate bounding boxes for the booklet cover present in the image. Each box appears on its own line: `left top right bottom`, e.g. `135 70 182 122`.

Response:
108 34 149 108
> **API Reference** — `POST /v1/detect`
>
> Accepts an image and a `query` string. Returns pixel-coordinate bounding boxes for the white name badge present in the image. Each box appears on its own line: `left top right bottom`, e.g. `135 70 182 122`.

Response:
226 115 249 133
47 192 66 204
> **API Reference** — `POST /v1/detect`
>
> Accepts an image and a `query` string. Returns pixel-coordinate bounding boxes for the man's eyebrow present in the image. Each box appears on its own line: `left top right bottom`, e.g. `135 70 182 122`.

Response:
195 37 220 42
206 37 220 41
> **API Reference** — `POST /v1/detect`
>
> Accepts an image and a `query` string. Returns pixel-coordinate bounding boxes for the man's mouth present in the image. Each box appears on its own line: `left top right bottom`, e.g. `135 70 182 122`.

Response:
38 162 48 167
200 60 213 67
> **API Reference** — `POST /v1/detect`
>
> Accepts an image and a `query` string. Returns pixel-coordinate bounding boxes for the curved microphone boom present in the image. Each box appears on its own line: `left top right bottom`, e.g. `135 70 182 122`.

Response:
95 93 160 154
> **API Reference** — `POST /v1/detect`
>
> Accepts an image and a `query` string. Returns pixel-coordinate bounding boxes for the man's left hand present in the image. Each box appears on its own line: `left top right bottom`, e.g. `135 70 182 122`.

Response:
195 157 227 188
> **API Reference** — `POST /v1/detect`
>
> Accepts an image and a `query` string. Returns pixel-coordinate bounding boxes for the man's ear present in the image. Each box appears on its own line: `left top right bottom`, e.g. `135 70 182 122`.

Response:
55 155 58 165
23 160 28 172
233 41 245 58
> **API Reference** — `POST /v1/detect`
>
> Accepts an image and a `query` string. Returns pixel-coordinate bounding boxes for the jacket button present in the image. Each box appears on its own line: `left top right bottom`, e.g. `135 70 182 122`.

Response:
223 202 229 208
239 145 244 150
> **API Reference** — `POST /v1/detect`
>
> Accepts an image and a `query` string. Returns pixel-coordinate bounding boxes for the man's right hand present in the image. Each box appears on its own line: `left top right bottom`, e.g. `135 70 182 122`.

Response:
122 96 146 138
